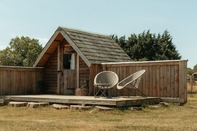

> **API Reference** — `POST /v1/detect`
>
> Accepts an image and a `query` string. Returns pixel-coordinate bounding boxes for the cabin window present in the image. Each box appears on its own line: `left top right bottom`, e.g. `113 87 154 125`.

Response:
63 53 75 70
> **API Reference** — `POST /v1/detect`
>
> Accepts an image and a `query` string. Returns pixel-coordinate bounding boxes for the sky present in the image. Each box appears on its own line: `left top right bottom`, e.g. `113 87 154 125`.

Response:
0 0 196 68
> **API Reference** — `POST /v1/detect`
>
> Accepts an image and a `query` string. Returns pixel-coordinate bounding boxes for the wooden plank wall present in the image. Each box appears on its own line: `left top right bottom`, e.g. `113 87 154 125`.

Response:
44 48 58 94
0 66 43 95
79 57 90 87
102 60 188 103
89 64 103 95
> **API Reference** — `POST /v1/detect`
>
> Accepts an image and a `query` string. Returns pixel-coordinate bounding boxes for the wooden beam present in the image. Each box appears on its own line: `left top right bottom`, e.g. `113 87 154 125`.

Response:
54 40 62 42
101 60 188 67
57 44 60 94
179 60 187 103
77 54 79 88
160 97 185 103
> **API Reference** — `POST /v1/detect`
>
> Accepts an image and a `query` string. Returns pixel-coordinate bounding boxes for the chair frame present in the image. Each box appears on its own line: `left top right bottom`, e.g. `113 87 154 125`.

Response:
94 71 119 98
117 70 146 97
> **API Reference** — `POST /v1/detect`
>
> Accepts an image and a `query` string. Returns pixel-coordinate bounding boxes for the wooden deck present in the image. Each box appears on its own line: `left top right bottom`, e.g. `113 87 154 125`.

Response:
4 95 161 107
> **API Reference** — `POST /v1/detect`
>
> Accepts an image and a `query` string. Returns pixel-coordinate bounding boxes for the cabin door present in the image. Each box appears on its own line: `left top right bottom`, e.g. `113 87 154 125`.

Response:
62 53 77 94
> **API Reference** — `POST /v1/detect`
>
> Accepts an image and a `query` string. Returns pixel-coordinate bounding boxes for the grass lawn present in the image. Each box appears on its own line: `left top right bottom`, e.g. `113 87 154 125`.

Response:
0 92 197 130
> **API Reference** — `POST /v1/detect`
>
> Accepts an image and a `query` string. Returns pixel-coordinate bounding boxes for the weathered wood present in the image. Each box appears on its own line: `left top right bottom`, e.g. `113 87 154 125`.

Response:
59 43 64 94
79 56 89 88
77 54 79 88
8 101 28 107
89 64 102 96
7 95 160 107
70 105 92 110
102 60 187 104
44 48 58 94
78 106 92 111
64 45 74 53
52 104 69 109
70 105 80 110
63 70 76 89
57 44 60 94
102 60 181 66
0 67 43 95
27 102 49 108
179 61 187 103
96 106 114 111
160 97 185 103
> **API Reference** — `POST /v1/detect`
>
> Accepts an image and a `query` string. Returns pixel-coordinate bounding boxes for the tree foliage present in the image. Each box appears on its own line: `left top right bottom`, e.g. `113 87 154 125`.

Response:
188 64 197 75
193 64 197 71
112 30 181 61
0 36 43 67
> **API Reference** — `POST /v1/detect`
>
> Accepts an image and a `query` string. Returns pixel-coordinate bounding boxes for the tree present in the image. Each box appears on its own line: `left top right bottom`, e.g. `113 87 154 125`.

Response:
0 36 43 67
187 68 194 75
190 64 197 74
193 64 197 71
112 30 181 61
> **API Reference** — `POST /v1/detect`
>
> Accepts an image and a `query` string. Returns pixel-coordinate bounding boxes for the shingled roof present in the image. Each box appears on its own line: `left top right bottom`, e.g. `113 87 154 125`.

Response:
33 26 131 67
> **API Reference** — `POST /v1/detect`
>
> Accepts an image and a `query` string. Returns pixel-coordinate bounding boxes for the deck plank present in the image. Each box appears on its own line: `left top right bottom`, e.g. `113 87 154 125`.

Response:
5 95 160 107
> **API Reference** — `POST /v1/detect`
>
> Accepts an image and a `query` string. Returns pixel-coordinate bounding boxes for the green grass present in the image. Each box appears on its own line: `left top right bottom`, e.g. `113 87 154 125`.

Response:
0 94 197 131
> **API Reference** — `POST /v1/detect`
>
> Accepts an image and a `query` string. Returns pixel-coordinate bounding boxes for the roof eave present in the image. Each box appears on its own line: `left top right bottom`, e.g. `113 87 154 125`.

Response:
59 30 92 67
33 31 60 67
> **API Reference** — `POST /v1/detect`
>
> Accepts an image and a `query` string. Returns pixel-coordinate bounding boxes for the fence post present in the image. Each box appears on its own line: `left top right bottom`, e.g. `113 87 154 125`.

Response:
190 76 193 93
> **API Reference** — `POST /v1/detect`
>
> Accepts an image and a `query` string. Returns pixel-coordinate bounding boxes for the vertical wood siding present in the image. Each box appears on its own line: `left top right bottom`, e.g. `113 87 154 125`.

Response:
44 48 58 94
102 60 187 103
89 64 103 96
0 67 43 95
79 57 90 87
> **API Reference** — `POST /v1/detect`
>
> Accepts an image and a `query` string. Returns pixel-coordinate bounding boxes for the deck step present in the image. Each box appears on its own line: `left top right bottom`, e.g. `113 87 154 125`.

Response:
52 104 69 109
70 105 92 111
78 106 92 110
8 101 28 107
70 105 80 110
27 102 49 108
96 106 114 111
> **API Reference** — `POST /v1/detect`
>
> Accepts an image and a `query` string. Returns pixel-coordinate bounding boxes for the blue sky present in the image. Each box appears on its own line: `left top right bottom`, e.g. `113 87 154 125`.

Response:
0 0 196 68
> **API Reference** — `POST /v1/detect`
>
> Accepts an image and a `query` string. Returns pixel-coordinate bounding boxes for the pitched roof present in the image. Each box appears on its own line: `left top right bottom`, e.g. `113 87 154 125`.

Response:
33 26 132 67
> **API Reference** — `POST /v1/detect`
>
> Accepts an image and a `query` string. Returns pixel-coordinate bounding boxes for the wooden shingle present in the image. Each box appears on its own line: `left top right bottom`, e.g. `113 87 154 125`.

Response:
34 26 131 67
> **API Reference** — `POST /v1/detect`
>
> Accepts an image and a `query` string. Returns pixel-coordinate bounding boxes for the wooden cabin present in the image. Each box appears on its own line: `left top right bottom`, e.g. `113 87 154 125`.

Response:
33 26 131 95
0 26 187 103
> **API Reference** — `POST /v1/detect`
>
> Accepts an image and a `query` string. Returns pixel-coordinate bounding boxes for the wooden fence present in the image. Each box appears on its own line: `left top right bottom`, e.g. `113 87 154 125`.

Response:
0 66 43 95
102 60 188 103
0 60 188 104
